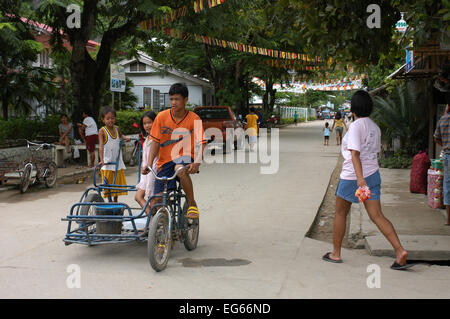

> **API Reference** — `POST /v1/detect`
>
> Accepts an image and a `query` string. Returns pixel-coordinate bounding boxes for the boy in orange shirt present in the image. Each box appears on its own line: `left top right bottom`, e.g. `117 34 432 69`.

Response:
143 83 206 219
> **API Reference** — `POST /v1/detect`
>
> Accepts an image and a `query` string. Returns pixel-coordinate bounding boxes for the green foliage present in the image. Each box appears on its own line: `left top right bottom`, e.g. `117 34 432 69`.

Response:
292 0 399 68
403 1 450 46
280 117 305 125
372 82 428 156
0 4 58 119
304 90 329 108
378 152 412 169
0 115 60 145
113 110 149 135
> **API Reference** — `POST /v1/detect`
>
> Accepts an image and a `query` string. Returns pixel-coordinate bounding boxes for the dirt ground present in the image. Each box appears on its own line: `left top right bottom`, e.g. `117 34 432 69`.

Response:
307 155 353 248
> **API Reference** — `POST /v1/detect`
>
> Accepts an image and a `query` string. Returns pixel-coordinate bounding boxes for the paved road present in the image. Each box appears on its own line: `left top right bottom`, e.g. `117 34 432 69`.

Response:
1 121 449 298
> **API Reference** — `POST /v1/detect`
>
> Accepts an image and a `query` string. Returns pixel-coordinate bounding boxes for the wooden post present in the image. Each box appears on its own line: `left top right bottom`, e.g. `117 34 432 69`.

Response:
429 80 436 158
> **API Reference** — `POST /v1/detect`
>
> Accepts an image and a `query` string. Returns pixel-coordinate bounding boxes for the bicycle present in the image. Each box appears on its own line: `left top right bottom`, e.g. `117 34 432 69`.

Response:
20 140 57 193
146 166 200 272
62 142 199 272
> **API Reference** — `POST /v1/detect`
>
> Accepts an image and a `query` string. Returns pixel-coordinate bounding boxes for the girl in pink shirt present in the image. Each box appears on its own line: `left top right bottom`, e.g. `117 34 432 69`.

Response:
135 111 158 215
323 90 412 270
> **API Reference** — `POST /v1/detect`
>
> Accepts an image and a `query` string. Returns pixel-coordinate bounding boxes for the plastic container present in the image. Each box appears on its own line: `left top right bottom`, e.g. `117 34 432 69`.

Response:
427 169 444 209
94 205 125 234
430 159 444 170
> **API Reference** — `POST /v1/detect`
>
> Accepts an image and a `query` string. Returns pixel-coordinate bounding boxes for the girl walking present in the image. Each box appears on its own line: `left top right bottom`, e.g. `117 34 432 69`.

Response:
322 90 412 270
98 106 130 202
331 111 347 145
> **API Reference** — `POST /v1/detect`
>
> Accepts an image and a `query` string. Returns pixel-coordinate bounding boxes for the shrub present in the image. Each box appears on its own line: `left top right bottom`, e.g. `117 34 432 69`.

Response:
378 152 412 169
372 83 428 156
280 117 306 125
114 110 149 135
0 115 60 146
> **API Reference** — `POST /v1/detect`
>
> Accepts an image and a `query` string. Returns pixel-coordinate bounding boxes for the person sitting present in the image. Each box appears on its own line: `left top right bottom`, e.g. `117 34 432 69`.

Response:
56 113 74 154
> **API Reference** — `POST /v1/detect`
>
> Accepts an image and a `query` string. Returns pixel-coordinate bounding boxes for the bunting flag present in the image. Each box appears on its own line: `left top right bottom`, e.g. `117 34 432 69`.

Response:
252 76 363 93
194 0 227 13
141 25 329 65
142 0 227 30
259 58 330 71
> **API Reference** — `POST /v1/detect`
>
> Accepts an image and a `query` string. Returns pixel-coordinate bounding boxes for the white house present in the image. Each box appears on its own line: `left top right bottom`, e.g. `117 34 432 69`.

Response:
118 52 215 111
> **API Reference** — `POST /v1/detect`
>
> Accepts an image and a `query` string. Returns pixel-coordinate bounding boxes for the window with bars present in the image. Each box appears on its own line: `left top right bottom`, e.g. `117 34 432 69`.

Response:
143 87 152 107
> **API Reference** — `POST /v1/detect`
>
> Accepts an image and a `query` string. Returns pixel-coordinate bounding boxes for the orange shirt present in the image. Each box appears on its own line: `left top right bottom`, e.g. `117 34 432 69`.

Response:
150 109 206 169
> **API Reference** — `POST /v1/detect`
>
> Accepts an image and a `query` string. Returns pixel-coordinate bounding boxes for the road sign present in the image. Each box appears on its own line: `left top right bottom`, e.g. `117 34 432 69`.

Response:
406 46 414 73
110 64 126 92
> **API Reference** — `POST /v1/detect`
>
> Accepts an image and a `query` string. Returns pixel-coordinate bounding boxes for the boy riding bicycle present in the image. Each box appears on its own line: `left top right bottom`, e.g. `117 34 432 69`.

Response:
143 83 206 219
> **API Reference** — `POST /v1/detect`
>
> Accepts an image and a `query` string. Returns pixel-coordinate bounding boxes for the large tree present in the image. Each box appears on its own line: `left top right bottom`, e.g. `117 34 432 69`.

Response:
30 0 191 123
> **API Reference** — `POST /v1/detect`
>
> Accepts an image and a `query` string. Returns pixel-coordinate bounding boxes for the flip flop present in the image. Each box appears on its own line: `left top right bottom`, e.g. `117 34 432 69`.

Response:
322 252 343 263
390 261 415 270
187 206 199 219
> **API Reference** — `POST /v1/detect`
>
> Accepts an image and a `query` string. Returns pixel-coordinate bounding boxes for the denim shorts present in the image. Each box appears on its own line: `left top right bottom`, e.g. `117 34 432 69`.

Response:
154 156 193 194
443 154 450 205
336 170 381 203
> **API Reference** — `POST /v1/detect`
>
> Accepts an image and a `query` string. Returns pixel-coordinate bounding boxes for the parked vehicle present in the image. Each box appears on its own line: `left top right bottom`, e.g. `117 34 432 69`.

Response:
0 140 57 193
128 122 145 167
266 115 278 133
193 106 244 150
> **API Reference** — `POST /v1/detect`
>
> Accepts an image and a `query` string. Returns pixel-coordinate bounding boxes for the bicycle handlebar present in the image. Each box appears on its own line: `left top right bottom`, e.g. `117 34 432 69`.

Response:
145 166 186 181
26 139 55 150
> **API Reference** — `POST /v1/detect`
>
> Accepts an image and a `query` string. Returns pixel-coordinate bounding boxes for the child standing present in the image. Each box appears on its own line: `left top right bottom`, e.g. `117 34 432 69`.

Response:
244 107 260 151
98 106 130 202
135 111 158 215
323 122 331 146
77 110 98 167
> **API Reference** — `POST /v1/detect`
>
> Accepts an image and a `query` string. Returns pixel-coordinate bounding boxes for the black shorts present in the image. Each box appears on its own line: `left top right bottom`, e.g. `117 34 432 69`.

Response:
324 136 329 140
154 156 193 194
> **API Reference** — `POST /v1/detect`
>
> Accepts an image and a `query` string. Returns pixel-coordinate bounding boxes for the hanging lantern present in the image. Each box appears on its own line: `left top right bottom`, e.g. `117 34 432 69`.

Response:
395 12 408 33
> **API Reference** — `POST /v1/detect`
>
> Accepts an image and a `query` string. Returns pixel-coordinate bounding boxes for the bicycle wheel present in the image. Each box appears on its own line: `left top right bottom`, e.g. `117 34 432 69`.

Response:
148 209 171 272
20 164 32 193
182 201 199 251
44 162 57 188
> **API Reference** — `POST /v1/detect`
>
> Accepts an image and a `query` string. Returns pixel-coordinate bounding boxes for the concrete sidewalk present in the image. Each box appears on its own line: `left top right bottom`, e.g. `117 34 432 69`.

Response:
348 168 450 260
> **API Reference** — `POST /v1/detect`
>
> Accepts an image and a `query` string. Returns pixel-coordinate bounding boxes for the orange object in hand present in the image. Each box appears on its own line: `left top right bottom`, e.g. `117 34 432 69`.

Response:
355 186 371 202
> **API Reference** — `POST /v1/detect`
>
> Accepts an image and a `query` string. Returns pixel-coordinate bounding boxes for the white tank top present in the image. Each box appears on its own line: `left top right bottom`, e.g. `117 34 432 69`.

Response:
100 126 126 171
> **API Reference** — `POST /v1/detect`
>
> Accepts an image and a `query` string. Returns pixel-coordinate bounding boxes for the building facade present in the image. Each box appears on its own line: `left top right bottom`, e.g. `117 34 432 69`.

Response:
118 52 215 111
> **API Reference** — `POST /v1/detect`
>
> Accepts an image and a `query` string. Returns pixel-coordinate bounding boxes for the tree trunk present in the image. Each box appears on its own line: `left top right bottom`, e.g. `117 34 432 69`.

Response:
2 95 8 120
59 71 66 113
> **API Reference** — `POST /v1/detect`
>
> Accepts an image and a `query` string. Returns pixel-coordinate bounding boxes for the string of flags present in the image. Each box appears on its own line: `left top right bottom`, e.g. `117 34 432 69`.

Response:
139 24 329 65
260 59 329 71
253 76 363 93
194 0 227 13
139 0 334 70
144 0 227 29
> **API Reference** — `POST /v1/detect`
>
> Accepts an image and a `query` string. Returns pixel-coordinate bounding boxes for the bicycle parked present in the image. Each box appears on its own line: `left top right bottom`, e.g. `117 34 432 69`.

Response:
0 140 57 193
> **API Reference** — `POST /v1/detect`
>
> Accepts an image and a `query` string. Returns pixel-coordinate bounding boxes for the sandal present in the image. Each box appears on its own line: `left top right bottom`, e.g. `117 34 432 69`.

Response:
322 252 343 263
390 261 416 270
187 206 199 219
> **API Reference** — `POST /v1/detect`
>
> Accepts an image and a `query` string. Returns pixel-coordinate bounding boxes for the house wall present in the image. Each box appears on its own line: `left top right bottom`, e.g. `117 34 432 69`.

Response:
127 72 213 109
